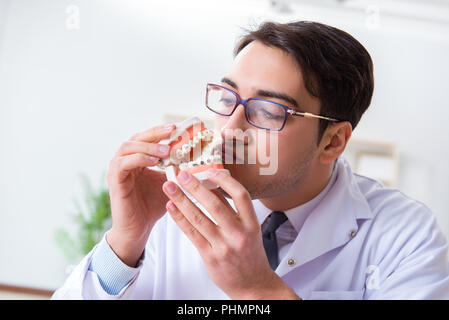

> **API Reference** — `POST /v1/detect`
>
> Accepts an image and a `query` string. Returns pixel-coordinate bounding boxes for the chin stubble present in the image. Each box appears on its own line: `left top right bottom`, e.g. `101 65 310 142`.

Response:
246 144 317 200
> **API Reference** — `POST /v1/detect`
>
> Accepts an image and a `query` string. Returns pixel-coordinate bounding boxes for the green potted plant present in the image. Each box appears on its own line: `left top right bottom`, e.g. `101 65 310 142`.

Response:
55 172 112 267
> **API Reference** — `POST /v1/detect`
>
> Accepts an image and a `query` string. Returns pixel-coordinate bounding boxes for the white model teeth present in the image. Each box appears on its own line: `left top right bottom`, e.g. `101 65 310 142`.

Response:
182 144 191 154
159 128 219 168
207 155 222 164
174 130 215 158
202 129 213 141
178 155 223 171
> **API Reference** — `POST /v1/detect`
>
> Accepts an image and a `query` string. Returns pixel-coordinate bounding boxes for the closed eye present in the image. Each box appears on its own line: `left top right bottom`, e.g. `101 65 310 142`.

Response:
261 109 283 120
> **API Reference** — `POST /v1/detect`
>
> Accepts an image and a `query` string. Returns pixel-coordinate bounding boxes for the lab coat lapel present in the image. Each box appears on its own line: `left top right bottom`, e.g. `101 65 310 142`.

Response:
276 158 373 277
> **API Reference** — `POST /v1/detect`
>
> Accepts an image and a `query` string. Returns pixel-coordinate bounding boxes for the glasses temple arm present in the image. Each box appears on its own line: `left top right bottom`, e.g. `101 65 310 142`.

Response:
287 109 339 122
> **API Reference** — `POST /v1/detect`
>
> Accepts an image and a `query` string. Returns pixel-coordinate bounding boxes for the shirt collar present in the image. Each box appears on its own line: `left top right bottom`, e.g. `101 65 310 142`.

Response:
253 162 339 233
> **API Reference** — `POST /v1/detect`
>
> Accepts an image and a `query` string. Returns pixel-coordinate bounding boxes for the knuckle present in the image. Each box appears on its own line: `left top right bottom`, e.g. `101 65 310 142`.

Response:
136 153 147 162
170 210 184 222
187 226 197 237
233 233 248 251
117 141 131 155
247 224 261 237
209 199 223 215
219 245 232 259
114 157 125 170
147 143 157 155
188 179 202 193
235 189 250 202
192 212 204 225
150 126 160 136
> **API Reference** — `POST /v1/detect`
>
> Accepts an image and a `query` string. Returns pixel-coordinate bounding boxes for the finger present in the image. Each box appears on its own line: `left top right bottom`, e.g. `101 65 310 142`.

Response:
166 200 211 253
129 123 176 143
162 180 220 243
115 140 171 158
205 169 256 224
112 153 159 183
211 188 235 213
175 171 239 231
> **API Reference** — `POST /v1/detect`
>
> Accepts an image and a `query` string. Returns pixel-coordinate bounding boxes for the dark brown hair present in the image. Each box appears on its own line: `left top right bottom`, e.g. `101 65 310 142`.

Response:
234 21 374 141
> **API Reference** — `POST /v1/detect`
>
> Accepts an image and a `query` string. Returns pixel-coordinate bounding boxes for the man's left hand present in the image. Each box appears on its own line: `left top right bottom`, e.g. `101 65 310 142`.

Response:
162 168 300 300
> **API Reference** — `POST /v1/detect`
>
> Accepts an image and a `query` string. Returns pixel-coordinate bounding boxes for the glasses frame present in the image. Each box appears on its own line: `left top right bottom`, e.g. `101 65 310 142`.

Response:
206 83 340 131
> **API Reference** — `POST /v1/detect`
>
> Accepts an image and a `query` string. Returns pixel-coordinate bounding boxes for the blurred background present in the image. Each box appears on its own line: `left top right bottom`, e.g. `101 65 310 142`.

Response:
0 0 448 299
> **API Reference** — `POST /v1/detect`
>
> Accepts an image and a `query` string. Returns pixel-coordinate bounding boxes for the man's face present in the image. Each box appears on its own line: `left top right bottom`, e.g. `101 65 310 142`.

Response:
214 41 322 199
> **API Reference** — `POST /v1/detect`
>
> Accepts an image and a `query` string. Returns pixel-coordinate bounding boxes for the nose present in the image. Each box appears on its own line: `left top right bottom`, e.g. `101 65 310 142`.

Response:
222 102 246 129
220 103 251 144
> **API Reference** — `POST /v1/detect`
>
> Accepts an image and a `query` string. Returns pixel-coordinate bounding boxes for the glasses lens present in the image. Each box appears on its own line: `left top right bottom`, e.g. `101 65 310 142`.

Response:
207 85 237 115
246 100 286 130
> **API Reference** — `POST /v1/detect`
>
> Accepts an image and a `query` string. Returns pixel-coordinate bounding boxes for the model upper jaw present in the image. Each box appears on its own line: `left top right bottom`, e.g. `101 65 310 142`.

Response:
156 117 230 189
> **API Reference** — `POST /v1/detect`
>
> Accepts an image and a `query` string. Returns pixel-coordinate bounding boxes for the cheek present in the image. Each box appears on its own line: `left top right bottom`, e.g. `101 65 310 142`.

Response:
275 127 317 163
249 130 282 168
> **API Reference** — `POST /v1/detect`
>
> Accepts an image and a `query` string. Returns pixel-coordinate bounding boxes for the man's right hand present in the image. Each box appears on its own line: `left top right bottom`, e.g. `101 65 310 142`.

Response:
106 123 176 267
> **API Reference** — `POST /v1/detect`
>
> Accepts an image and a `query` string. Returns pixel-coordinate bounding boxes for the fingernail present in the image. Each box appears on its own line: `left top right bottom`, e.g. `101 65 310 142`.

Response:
164 124 175 131
165 182 177 194
148 156 158 162
177 171 191 184
207 169 218 177
158 145 170 153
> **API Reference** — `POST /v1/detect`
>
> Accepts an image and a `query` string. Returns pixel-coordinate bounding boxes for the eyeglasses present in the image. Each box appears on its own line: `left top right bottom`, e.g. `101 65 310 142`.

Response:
205 83 340 131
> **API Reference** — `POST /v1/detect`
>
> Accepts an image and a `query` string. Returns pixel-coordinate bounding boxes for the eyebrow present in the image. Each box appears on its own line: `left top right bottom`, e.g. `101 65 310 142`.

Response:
221 77 299 109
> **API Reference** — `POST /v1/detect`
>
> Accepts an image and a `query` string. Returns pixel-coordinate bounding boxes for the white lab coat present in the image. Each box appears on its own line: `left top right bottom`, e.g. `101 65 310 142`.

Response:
52 158 449 299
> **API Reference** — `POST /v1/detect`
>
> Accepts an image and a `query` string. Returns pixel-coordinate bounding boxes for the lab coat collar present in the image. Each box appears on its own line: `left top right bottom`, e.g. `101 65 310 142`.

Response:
273 157 374 277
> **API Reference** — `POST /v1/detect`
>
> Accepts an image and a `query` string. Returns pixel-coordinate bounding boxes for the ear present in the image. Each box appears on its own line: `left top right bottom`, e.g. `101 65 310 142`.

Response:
318 121 352 164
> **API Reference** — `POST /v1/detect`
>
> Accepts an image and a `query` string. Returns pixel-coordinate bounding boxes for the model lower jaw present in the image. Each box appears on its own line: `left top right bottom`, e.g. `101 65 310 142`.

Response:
175 133 225 172
179 155 222 170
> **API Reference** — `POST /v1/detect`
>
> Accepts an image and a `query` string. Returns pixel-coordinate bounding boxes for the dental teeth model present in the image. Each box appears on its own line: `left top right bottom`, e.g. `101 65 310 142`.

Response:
156 117 230 190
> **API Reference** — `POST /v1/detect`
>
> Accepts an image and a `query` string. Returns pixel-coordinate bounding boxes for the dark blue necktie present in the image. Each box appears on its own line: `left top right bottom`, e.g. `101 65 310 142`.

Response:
262 211 288 270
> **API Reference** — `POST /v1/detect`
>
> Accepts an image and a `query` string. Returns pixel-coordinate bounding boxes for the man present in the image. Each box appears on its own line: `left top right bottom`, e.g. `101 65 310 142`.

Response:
53 21 449 299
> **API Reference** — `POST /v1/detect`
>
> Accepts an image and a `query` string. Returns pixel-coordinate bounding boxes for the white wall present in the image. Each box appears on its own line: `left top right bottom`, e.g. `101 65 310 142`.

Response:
0 0 448 290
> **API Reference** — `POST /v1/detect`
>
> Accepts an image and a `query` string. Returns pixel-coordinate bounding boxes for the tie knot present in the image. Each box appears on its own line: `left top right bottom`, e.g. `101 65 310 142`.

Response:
264 211 287 234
